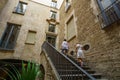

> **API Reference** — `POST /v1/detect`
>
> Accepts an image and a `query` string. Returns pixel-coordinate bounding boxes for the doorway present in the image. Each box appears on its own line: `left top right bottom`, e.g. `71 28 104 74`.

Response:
46 35 56 47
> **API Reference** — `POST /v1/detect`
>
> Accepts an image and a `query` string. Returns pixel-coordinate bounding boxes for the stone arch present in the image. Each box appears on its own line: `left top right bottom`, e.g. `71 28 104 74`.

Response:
0 59 28 79
39 64 45 80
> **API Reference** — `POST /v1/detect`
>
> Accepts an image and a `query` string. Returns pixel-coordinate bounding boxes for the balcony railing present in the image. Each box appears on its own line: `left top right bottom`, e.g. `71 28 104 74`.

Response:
98 0 120 28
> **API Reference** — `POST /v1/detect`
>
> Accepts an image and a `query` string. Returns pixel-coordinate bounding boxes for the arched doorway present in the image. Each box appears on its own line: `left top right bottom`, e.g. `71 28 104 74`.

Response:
0 59 28 79
0 59 43 80
39 64 45 80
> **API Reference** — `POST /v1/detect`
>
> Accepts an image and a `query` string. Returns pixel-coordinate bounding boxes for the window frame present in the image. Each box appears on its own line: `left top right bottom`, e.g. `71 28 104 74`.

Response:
50 10 57 20
0 23 21 50
48 24 56 33
65 0 71 12
13 1 27 15
46 35 56 47
25 30 36 45
51 1 57 8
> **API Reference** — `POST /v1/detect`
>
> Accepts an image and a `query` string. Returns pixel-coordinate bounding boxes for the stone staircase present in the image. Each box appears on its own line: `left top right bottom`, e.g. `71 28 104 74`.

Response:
66 55 108 80
42 41 108 80
55 55 102 80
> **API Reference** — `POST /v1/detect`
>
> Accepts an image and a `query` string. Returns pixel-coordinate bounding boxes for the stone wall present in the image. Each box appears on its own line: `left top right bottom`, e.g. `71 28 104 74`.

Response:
58 0 78 54
0 0 8 13
40 51 57 80
0 0 54 63
59 0 120 79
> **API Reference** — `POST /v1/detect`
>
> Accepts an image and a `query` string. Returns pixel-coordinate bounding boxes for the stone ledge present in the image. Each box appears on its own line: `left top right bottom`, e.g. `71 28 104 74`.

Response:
0 48 14 52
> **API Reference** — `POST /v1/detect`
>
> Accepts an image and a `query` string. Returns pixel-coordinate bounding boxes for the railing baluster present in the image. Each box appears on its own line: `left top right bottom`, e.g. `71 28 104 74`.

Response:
42 41 96 80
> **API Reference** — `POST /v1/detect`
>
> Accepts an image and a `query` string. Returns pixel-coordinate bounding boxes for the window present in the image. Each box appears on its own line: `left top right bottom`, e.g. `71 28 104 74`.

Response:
97 0 120 28
51 1 57 8
0 23 21 49
48 24 55 32
50 10 57 20
100 0 112 9
46 35 56 47
25 31 36 45
66 16 76 40
14 1 27 14
65 0 71 12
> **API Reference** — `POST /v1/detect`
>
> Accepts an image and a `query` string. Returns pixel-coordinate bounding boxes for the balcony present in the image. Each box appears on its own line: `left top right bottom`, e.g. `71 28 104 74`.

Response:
98 0 120 28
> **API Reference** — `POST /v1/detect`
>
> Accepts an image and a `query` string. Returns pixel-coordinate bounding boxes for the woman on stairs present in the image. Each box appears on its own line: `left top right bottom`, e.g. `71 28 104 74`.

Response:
76 43 85 67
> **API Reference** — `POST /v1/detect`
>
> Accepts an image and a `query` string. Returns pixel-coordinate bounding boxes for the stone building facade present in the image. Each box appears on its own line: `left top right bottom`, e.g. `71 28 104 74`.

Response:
0 0 8 13
59 0 120 80
0 0 120 80
0 0 59 63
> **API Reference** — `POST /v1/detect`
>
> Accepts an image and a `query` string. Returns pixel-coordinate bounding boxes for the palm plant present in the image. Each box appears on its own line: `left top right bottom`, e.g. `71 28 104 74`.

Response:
0 61 43 80
21 61 41 80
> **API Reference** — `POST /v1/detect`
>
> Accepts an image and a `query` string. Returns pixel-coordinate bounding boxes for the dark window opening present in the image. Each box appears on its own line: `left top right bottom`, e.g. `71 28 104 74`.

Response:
83 44 90 51
0 23 20 50
48 24 55 32
50 11 57 20
46 35 56 47
70 51 74 55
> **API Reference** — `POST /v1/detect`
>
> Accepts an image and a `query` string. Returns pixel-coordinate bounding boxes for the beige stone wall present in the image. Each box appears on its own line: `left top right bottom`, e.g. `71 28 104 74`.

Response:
0 0 8 13
0 0 8 38
0 0 59 63
59 0 120 79
0 0 120 79
58 0 78 54
40 51 57 80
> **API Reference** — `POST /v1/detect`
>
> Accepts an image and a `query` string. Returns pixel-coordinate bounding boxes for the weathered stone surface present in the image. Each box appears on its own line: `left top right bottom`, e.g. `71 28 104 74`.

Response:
59 0 120 79
0 0 8 13
0 0 59 63
0 0 120 79
40 51 57 80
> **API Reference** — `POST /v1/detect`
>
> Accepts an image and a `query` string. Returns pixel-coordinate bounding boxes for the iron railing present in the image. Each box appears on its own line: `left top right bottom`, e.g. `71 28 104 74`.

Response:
98 0 120 28
42 41 96 80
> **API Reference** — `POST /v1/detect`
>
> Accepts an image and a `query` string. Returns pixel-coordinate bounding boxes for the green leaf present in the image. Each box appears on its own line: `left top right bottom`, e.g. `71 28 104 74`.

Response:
0 61 42 80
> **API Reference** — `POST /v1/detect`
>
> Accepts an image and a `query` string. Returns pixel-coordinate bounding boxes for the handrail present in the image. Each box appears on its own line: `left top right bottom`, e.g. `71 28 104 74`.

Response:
42 41 96 80
42 48 61 80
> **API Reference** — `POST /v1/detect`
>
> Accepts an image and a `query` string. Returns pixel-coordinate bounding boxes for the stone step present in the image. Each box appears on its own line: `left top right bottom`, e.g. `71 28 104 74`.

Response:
96 79 108 80
86 70 96 74
56 55 103 79
91 73 102 79
60 73 102 79
57 69 95 75
56 66 91 70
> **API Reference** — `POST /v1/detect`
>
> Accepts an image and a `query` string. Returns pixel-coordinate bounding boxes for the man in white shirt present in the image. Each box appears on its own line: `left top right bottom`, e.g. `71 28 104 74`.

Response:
61 39 69 55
